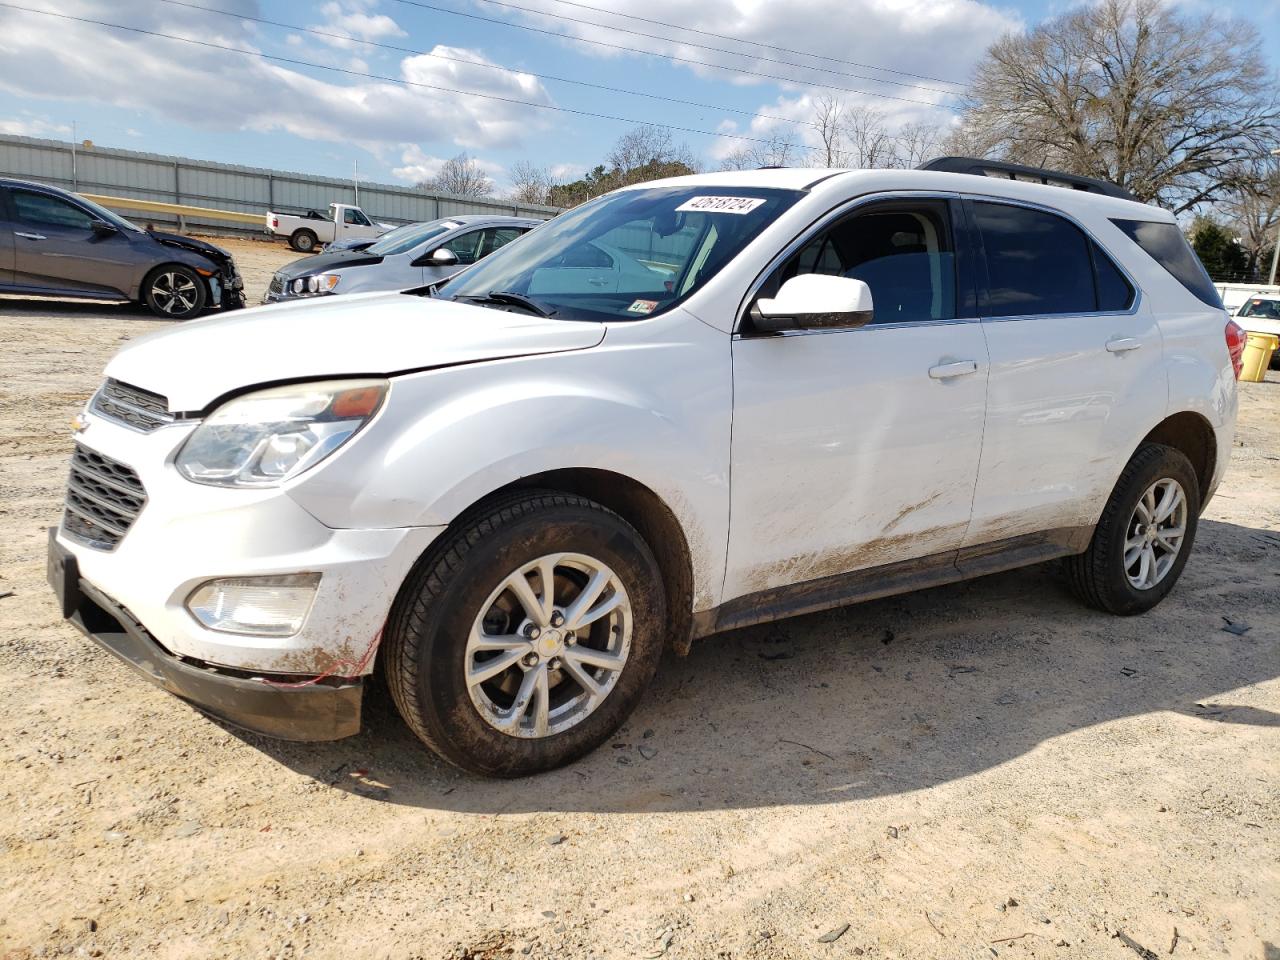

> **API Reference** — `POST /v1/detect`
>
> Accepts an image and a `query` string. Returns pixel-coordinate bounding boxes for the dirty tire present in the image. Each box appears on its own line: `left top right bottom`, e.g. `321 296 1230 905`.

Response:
141 264 207 320
383 491 666 777
1065 442 1200 615
290 229 318 253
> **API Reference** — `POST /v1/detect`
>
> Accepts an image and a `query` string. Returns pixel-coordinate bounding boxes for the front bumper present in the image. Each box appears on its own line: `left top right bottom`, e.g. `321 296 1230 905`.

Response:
48 529 361 741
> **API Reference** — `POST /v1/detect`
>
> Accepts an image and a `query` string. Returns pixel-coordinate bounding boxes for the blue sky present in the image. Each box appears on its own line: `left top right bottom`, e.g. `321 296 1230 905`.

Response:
0 0 1276 194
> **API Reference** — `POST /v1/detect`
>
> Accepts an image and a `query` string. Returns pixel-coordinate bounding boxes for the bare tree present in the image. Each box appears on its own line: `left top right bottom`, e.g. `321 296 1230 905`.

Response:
607 124 699 187
418 153 493 198
718 129 803 171
956 0 1279 212
509 160 551 205
1217 158 1280 280
893 121 944 169
841 106 897 169
813 95 847 166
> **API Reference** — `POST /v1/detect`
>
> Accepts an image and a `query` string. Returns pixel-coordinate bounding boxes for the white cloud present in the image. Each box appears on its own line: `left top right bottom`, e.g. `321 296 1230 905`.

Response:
0 116 72 137
310 1 407 49
0 1 554 155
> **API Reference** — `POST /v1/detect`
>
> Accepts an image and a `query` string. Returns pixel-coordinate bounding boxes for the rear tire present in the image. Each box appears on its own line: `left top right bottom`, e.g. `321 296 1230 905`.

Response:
1065 442 1199 615
141 264 207 320
383 491 666 777
290 229 318 253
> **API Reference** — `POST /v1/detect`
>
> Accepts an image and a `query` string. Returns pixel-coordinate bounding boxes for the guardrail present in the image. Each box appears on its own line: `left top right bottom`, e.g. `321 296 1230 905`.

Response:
82 193 262 233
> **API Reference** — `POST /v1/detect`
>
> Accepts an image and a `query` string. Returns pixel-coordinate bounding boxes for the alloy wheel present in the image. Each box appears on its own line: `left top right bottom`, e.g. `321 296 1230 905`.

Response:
465 552 632 739
151 271 200 315
1124 477 1187 590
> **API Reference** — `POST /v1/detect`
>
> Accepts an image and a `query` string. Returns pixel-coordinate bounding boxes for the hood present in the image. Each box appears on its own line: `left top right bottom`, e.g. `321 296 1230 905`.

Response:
103 291 606 412
275 250 383 281
147 230 232 268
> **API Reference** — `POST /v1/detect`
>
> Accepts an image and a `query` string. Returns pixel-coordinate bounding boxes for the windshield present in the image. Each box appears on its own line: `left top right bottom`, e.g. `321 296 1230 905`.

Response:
1238 298 1280 320
443 186 803 321
74 194 144 234
367 220 457 256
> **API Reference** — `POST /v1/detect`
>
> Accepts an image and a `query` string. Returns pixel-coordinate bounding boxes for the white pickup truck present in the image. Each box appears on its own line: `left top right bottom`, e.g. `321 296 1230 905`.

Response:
265 203 393 253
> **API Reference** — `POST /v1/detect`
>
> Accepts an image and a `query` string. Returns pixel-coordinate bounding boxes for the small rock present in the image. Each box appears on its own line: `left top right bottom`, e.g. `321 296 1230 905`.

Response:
817 924 850 944
1006 898 1019 908
683 893 694 903
1222 619 1251 636
541 910 556 919
886 826 899 839
643 729 655 739
547 833 566 846
174 820 201 838
639 745 658 760
1056 940 1070 947
103 831 127 843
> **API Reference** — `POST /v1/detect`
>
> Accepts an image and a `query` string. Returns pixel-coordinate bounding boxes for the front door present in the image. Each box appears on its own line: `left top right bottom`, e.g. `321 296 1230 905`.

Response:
9 188 132 297
962 198 1164 547
724 197 989 600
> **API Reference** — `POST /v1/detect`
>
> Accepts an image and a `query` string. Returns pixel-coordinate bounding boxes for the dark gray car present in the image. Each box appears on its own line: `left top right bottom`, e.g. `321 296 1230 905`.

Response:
264 215 540 304
0 177 245 319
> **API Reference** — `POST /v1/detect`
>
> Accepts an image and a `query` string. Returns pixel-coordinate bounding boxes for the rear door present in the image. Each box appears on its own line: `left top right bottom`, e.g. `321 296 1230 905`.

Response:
724 195 990 599
962 197 1163 549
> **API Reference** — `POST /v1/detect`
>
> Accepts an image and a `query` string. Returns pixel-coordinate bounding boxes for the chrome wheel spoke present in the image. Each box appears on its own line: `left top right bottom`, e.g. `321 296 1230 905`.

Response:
559 655 605 701
1124 477 1188 591
564 645 626 672
504 567 546 626
531 666 551 737
494 666 540 732
469 630 527 653
536 556 558 622
563 568 608 629
568 587 624 631
467 647 525 686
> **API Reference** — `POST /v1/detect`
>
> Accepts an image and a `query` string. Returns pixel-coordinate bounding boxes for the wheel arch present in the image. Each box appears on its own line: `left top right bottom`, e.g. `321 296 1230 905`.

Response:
449 468 696 655
1140 411 1217 510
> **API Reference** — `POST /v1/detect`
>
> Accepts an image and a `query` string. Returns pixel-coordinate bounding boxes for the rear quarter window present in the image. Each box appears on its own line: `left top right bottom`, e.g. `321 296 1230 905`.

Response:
1111 219 1223 309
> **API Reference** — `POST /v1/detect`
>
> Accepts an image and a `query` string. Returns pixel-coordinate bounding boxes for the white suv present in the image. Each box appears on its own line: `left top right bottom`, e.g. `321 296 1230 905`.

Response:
49 159 1243 776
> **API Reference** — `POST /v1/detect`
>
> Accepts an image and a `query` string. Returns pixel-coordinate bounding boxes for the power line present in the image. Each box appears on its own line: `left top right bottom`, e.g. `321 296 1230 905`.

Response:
418 0 963 96
0 2 823 151
156 0 820 130
389 0 961 110
506 0 969 88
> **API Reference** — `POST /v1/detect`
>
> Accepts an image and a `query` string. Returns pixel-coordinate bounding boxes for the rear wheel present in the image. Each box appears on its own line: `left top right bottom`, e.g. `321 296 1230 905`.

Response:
142 265 207 320
383 492 666 777
1065 443 1199 615
290 229 318 253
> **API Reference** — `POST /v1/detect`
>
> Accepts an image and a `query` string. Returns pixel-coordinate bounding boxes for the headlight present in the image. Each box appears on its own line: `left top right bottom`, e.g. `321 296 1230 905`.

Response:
175 379 387 487
290 274 340 297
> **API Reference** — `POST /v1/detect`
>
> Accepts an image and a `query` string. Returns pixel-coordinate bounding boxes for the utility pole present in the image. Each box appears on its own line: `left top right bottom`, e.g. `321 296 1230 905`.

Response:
70 120 77 191
1270 149 1280 286
353 159 359 207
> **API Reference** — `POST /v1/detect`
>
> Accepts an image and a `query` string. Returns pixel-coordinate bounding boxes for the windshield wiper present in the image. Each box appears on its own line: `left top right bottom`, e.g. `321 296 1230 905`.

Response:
453 290 556 317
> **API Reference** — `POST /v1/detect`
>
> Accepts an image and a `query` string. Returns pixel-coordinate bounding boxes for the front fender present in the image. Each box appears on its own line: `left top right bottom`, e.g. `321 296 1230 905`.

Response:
287 313 733 610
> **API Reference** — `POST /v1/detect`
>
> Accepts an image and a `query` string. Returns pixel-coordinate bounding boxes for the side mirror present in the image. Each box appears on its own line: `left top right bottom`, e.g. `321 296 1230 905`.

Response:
427 247 459 266
89 219 118 237
753 275 874 333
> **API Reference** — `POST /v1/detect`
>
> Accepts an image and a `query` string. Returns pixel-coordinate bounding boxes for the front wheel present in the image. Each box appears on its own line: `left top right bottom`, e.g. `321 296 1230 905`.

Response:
290 229 318 253
383 492 666 777
1065 442 1200 615
142 265 207 320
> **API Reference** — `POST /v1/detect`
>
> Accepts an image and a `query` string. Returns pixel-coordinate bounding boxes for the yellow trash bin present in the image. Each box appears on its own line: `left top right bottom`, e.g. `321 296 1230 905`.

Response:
1240 332 1279 383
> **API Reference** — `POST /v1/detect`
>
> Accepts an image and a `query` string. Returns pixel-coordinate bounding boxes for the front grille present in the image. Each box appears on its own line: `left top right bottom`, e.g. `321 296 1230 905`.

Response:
62 444 147 550
92 379 174 433
268 274 284 297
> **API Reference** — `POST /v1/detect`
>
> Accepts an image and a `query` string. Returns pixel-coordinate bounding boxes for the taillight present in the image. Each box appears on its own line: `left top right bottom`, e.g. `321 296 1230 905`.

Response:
1225 319 1246 379
271 216 278 228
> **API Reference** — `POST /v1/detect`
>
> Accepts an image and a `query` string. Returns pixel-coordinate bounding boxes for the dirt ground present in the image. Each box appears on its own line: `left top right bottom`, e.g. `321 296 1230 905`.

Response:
0 236 1277 960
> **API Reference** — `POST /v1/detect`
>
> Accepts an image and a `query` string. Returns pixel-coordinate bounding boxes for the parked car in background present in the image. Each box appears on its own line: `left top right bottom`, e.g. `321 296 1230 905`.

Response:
0 177 244 319
1235 294 1280 368
50 160 1239 777
264 215 539 303
320 221 425 254
265 203 393 253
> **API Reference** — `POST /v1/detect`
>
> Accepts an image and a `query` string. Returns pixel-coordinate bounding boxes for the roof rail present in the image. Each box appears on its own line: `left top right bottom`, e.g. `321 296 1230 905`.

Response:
918 156 1138 203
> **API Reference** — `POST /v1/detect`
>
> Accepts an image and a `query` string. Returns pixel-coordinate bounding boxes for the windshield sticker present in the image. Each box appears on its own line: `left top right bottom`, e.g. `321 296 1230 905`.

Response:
675 196 766 215
441 221 463 229
627 299 659 314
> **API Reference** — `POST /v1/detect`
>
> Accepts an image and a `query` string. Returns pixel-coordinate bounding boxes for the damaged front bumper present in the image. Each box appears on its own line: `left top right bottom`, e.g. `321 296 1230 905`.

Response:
48 530 361 741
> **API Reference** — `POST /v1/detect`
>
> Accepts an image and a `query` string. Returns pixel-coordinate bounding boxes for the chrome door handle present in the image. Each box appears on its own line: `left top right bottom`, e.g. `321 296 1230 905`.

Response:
1106 337 1142 353
928 360 979 380
587 277 610 286
15 231 46 240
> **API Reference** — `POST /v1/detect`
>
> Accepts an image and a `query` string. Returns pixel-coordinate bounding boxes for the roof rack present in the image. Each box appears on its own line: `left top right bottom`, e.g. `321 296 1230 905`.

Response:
918 156 1138 203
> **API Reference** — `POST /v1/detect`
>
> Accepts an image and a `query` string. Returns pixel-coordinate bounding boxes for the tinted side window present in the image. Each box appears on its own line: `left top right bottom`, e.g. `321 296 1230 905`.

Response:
479 227 523 258
1111 218 1223 309
972 201 1095 316
344 208 371 226
780 203 956 325
12 190 93 230
441 229 487 265
1091 241 1134 311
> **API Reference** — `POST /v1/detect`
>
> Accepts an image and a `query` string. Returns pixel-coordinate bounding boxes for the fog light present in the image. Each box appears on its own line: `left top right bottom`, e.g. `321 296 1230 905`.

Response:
185 573 320 637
